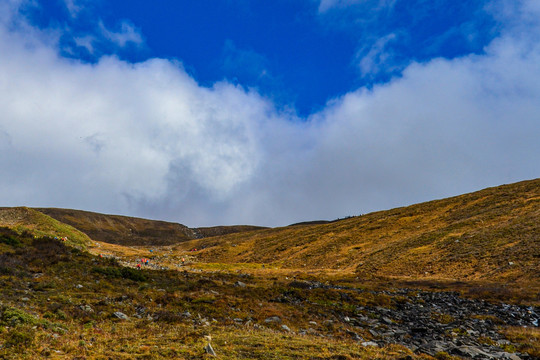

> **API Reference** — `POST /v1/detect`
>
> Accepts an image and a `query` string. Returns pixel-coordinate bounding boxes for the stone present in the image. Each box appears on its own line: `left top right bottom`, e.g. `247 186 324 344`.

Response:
234 281 246 288
346 330 362 341
80 305 93 313
204 343 216 356
265 316 281 323
281 324 291 332
361 341 379 347
452 345 492 358
495 353 521 360
113 312 129 320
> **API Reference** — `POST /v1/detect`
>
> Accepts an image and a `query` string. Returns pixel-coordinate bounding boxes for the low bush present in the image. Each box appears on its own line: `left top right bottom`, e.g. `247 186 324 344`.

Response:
92 266 147 282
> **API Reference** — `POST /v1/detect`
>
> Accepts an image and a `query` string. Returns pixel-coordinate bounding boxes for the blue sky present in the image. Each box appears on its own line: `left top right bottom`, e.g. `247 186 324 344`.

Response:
0 0 539 226
24 0 497 115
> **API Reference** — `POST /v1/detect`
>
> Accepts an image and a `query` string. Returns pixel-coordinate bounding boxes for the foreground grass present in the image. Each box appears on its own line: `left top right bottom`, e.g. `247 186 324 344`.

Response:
1 320 422 359
0 228 537 359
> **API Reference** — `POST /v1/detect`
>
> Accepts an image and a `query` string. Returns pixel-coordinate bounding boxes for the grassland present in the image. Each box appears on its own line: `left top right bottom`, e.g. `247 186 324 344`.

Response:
0 178 538 359
172 179 539 289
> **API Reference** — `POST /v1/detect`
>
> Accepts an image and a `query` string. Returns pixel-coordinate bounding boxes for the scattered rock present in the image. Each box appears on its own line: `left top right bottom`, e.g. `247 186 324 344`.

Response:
452 345 492 358
265 316 282 323
204 343 216 356
113 312 129 320
362 341 379 347
80 305 93 313
234 281 246 288
281 324 291 332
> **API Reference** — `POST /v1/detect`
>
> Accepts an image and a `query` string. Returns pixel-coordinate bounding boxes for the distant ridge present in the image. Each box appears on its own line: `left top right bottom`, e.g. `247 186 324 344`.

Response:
35 208 267 246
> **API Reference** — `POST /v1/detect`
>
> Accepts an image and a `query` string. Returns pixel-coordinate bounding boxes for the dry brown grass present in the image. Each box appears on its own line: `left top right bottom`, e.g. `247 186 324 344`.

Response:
168 179 539 291
501 326 540 358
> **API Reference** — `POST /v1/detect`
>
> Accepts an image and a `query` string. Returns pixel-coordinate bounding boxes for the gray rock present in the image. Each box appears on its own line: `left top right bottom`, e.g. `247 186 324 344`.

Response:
80 305 93 313
265 316 282 323
452 345 492 358
234 281 246 288
204 343 216 356
281 324 291 332
495 353 521 360
113 312 129 320
346 330 362 341
361 341 379 347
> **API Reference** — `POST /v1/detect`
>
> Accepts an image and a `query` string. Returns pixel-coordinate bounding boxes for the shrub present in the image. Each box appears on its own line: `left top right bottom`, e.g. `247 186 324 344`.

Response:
0 233 22 247
4 326 35 349
0 306 39 326
92 266 146 282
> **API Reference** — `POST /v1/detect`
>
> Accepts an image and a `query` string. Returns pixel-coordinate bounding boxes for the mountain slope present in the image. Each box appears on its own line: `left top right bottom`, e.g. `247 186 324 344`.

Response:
0 207 91 247
35 208 267 246
175 179 540 283
36 208 196 246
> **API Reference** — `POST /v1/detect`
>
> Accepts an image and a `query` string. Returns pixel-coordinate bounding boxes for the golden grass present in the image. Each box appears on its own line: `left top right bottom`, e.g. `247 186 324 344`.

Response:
501 326 540 358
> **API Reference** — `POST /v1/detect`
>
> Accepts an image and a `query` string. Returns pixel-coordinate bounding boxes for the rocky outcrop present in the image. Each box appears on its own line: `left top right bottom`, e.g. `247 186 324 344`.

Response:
289 281 538 359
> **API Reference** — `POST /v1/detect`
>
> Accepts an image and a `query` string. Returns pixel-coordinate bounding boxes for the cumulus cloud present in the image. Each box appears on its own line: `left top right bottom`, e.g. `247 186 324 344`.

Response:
0 0 539 227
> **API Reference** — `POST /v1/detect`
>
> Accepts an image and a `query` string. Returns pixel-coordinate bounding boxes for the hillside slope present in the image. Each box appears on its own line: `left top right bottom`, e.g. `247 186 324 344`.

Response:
175 179 540 283
0 207 91 247
35 208 268 246
36 208 196 246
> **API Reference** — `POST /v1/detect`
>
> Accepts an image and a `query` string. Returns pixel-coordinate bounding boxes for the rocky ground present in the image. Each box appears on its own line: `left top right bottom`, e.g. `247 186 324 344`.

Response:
277 281 539 360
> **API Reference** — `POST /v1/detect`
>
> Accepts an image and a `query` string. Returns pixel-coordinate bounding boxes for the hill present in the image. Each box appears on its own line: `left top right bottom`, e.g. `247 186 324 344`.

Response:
0 227 538 359
173 179 540 285
0 207 91 248
0 179 539 359
35 208 267 246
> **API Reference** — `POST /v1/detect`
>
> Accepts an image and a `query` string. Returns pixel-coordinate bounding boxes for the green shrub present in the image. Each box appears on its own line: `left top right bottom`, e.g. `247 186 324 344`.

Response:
0 306 38 326
4 326 35 348
0 234 22 247
92 266 146 281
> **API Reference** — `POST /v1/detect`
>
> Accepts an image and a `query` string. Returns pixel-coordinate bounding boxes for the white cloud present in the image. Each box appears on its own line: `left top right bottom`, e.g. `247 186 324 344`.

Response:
63 0 82 18
356 33 398 76
98 20 142 47
0 0 539 227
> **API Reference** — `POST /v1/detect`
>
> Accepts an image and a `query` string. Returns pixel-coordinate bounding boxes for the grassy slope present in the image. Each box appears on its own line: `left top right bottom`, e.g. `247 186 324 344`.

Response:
174 179 540 284
36 208 268 246
0 229 422 360
35 208 196 246
0 207 91 248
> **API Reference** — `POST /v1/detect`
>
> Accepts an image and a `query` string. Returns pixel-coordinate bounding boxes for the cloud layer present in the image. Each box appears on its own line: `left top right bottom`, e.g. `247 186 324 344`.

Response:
0 0 539 226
